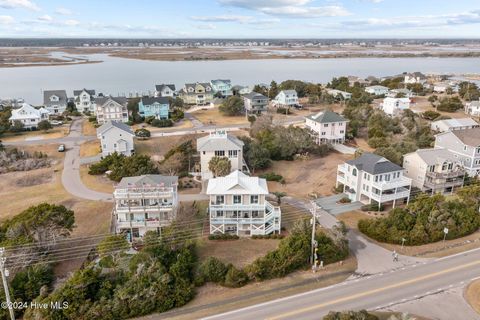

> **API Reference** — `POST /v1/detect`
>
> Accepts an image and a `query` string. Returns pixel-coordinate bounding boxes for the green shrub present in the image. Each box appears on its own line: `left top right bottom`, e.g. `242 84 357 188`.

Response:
223 266 248 288
361 203 384 211
259 172 285 183
199 257 229 283
151 119 173 127
251 234 284 240
276 107 291 114
88 116 97 123
338 197 351 204
323 310 379 320
208 234 239 241
135 128 151 138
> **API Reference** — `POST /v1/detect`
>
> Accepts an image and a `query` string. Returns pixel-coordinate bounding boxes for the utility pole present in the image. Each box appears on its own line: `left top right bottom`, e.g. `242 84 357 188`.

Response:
310 201 318 271
0 248 15 320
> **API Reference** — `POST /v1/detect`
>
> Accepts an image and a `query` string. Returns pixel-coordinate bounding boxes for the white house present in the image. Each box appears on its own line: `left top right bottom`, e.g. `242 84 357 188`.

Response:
404 72 427 84
197 131 246 180
305 110 348 144
9 103 50 129
74 89 96 113
207 170 281 236
403 148 465 195
336 153 412 209
365 85 389 96
43 90 68 114
386 88 415 98
95 96 129 124
97 121 135 157
327 89 352 100
465 101 480 117
433 82 451 94
381 97 410 116
434 128 480 176
273 90 299 108
154 84 176 98
431 118 479 133
113 175 178 239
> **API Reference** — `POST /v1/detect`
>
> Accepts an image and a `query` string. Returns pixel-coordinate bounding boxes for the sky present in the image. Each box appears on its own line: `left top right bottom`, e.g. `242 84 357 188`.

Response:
0 0 480 38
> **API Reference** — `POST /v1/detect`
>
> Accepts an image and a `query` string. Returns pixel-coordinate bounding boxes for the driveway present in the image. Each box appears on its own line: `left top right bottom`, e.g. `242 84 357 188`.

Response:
315 194 363 215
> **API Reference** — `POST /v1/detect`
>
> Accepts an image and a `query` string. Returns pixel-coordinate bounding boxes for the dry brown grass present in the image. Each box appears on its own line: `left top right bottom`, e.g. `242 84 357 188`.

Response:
79 165 114 193
135 133 201 158
466 279 480 316
197 238 281 268
337 210 480 258
410 95 470 119
133 120 194 133
82 120 97 136
192 108 249 126
152 255 357 320
79 140 101 157
260 152 351 199
1 126 69 142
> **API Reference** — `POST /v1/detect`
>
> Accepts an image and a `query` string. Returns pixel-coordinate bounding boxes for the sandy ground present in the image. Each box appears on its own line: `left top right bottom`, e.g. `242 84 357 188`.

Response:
82 120 97 136
135 133 202 158
338 210 480 259
191 108 249 126
466 279 480 315
260 152 352 199
133 119 194 133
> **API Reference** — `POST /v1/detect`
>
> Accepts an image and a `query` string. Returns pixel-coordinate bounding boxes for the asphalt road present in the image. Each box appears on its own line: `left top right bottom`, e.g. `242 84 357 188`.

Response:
204 248 480 320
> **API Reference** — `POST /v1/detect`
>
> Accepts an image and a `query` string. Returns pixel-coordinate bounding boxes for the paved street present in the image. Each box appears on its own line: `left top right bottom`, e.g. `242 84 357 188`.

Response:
204 248 480 320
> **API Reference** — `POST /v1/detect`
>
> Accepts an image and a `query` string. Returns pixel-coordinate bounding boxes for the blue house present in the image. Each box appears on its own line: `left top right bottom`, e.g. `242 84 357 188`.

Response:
139 97 170 119
211 79 233 97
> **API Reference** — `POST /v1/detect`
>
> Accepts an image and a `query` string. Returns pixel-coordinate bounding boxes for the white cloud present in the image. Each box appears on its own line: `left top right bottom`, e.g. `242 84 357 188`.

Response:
55 7 72 15
196 23 217 30
64 19 79 26
0 0 40 11
218 0 350 18
190 15 253 23
0 15 14 24
37 14 52 22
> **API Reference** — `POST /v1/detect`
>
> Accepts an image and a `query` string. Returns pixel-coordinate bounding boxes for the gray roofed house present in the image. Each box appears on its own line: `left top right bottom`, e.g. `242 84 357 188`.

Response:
43 90 68 114
96 120 134 136
141 97 170 105
197 131 244 152
346 153 403 175
96 120 135 157
155 84 176 97
178 82 214 105
95 96 129 125
117 175 178 188
95 96 128 106
450 127 480 147
74 89 96 113
244 92 269 114
74 89 96 97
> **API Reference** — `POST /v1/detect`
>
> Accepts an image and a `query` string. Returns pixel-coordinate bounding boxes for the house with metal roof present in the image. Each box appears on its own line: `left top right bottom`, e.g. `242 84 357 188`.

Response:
435 127 480 176
431 118 479 133
403 148 464 194
97 121 135 157
465 100 480 117
365 85 389 96
74 89 96 113
305 110 348 144
154 84 176 98
336 153 412 209
139 97 170 119
43 90 68 114
197 130 245 180
207 170 281 236
113 174 178 239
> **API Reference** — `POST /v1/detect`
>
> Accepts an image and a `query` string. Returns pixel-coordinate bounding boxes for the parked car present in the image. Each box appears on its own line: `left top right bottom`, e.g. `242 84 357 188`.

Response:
58 144 65 152
50 120 63 126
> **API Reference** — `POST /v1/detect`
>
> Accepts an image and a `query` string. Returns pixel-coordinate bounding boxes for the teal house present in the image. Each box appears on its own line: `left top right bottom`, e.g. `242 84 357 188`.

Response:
139 97 170 119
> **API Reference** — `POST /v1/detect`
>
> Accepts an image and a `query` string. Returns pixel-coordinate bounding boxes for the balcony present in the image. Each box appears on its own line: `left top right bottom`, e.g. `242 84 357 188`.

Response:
116 218 172 229
424 178 464 190
370 187 410 203
425 170 465 179
115 204 174 213
372 177 411 191
337 164 348 174
209 203 267 212
114 189 174 199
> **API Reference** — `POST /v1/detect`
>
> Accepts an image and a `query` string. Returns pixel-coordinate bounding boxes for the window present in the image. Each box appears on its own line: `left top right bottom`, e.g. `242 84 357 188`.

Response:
216 211 224 217
215 150 225 157
251 195 259 204
321 132 326 136
228 150 238 158
385 174 390 181
324 124 329 127
216 195 224 204
340 130 344 134
352 168 357 177
233 195 242 204
375 176 378 182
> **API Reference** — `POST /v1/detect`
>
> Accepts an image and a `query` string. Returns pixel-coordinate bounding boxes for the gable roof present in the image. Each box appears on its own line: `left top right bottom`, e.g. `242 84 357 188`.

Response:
206 170 269 195
141 97 170 105
96 121 134 136
155 84 175 92
408 148 460 166
306 110 347 124
450 128 480 147
432 118 479 129
95 96 128 107
244 92 268 100
117 175 178 188
366 85 389 90
43 90 67 106
9 103 46 120
211 79 232 85
279 90 297 95
346 153 403 175
185 82 211 90
73 89 96 96
197 131 243 152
